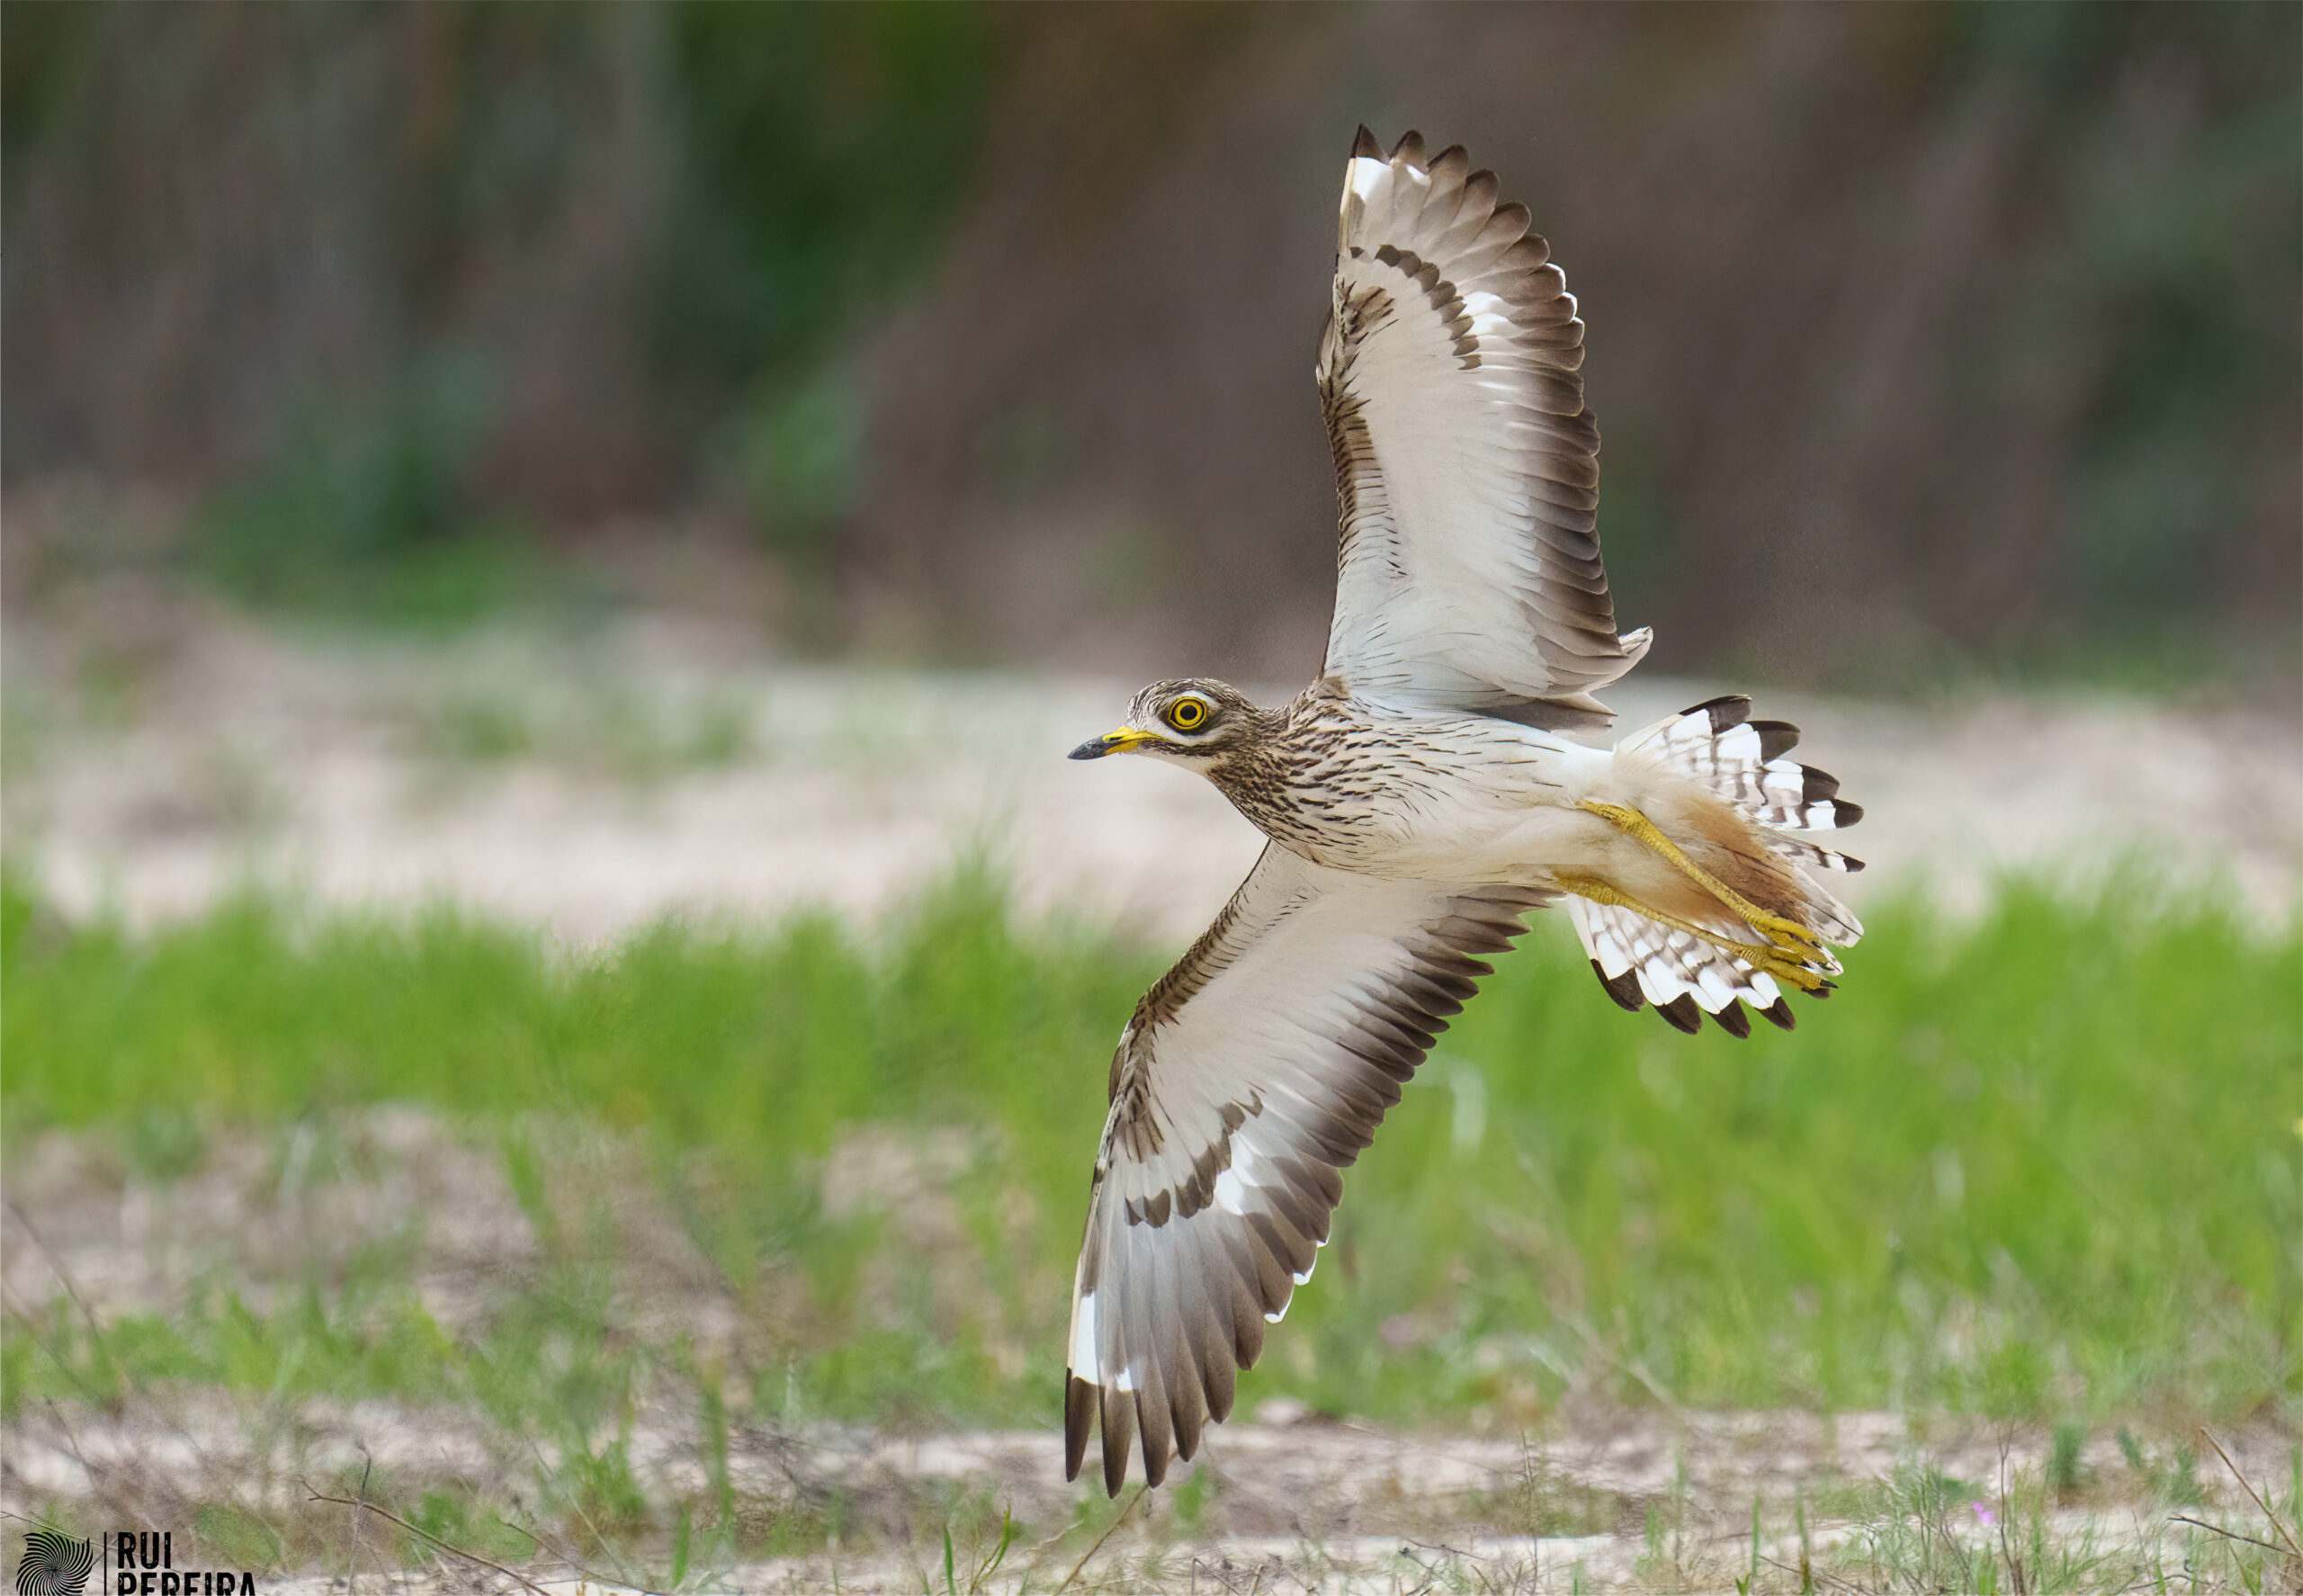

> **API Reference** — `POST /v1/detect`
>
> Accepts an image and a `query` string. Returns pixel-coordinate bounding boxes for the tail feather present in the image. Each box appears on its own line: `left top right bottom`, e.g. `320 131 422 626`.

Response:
1570 897 1798 1036
1588 695 1867 1034
1625 695 1865 839
1765 831 1864 875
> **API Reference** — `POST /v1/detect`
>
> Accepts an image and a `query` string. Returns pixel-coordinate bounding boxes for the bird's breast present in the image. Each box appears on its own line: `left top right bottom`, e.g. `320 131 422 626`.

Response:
1209 712 1594 879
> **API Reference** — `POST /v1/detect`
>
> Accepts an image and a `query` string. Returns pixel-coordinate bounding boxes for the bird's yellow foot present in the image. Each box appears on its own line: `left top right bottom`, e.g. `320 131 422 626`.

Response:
1577 800 1823 955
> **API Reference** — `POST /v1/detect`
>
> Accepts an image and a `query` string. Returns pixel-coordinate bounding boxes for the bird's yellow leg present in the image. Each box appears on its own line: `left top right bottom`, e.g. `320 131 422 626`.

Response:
1557 874 1829 991
1575 800 1824 955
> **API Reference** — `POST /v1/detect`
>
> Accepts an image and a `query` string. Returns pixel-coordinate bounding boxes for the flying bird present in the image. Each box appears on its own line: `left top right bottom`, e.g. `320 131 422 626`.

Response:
1062 129 1864 1495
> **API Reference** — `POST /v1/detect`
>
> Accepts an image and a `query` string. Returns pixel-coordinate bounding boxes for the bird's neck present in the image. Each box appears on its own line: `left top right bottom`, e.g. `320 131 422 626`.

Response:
1202 692 1350 847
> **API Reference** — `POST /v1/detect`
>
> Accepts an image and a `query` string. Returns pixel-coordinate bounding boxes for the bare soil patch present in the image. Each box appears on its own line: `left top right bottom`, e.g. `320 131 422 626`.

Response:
6 597 2297 946
7 1113 2295 1592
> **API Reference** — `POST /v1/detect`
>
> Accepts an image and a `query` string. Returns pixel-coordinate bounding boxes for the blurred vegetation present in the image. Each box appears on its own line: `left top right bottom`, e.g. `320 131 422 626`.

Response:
191 348 551 625
659 3 986 583
1951 4 2298 639
653 4 988 390
4 2 990 620
6 864 2297 1439
3 3 2296 681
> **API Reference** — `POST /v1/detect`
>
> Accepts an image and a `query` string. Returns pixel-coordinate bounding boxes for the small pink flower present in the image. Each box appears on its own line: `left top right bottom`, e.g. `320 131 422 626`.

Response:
1970 1502 1996 1528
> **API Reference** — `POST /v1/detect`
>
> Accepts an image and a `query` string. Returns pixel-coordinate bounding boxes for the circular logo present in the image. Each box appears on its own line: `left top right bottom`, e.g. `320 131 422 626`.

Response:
15 1532 94 1596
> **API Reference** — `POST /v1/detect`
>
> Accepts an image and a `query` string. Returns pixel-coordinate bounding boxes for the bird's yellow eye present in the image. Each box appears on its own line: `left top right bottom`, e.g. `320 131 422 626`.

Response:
1167 696 1209 731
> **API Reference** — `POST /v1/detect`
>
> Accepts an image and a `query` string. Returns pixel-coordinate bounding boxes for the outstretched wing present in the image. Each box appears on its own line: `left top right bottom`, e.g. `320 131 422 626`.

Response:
1064 843 1549 1494
1321 127 1648 729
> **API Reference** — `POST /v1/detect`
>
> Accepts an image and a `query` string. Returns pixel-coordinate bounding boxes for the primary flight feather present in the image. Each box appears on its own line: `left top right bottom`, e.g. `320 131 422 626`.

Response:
1062 128 1864 1495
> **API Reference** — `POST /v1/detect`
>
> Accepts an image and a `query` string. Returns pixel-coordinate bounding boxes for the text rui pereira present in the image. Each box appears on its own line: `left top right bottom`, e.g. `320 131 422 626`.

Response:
109 1534 254 1596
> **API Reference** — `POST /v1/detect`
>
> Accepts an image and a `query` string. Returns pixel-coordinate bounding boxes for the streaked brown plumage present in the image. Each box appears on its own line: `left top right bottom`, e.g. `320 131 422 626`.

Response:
1061 129 1866 1495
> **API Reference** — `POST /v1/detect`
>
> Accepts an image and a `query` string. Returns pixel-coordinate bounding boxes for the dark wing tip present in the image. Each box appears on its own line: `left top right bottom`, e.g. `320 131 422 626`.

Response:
1389 129 1426 166
1100 1382 1134 1496
1351 124 1383 159
1065 1373 1096 1482
1711 1000 1753 1039
1761 998 1797 1030
1833 800 1865 828
1141 1427 1171 1488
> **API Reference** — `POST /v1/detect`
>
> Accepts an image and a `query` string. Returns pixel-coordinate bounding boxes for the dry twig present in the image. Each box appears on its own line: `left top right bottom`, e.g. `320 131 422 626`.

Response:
2198 1426 2303 1561
2168 1515 2291 1557
1055 1485 1146 1593
303 1481 556 1596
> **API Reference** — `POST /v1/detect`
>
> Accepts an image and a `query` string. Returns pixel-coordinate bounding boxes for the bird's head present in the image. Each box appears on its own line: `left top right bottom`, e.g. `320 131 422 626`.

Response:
1068 678 1268 767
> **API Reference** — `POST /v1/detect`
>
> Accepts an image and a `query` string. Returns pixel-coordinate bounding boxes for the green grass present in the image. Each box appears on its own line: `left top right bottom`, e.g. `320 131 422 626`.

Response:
4 862 2298 1447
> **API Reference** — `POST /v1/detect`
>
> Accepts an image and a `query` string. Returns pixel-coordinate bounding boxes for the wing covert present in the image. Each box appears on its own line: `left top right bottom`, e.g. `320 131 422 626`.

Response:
1320 127 1649 728
1063 843 1549 1494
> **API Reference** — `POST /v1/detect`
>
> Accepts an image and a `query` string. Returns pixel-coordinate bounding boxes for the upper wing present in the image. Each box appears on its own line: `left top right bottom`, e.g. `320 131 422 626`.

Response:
1064 843 1550 1494
1320 128 1649 729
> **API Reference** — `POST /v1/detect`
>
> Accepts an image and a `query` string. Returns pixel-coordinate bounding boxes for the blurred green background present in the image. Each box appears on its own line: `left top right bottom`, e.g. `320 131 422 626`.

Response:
4 4 2300 1583
5 1 2297 686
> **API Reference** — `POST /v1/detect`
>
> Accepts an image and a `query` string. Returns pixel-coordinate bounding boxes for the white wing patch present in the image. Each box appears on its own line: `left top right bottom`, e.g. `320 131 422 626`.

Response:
1345 154 1393 206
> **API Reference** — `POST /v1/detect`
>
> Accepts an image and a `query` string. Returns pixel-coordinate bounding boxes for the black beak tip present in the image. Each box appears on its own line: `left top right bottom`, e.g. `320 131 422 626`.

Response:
1067 739 1109 761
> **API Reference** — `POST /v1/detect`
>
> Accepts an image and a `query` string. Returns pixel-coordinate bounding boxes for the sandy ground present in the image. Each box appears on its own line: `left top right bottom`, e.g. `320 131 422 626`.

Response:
15 1394 2297 1594
5 592 2298 948
5 596 2299 1591
6 1109 2296 1593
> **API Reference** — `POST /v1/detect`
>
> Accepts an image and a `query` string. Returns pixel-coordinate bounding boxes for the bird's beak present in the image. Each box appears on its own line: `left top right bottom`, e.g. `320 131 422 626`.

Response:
1069 724 1155 760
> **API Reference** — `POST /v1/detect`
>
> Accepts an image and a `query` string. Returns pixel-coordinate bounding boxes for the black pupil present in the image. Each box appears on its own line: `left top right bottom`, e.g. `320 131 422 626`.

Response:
1177 703 1202 726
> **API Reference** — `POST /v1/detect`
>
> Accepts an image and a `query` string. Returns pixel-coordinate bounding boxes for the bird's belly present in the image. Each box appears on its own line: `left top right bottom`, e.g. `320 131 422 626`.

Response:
1252 771 1617 884
1320 799 1619 883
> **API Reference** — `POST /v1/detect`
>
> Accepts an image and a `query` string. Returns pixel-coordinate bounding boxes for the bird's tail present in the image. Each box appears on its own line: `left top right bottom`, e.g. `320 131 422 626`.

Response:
1572 696 1864 1036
